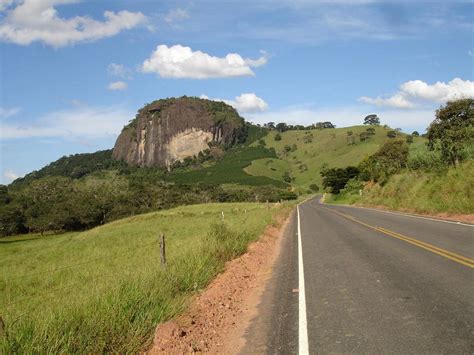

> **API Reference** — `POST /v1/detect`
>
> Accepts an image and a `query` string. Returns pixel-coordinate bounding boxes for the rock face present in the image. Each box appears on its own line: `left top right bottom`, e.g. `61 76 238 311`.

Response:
112 97 246 168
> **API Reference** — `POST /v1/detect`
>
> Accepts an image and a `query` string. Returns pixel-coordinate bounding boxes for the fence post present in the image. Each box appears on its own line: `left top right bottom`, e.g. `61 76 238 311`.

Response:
0 315 5 339
159 234 167 267
221 211 225 221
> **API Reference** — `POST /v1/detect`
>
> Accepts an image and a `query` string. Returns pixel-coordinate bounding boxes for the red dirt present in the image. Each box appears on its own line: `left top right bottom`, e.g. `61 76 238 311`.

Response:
147 213 291 354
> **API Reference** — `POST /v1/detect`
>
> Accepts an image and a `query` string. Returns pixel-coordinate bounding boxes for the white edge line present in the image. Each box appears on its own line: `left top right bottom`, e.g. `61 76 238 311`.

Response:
297 205 309 355
322 201 473 228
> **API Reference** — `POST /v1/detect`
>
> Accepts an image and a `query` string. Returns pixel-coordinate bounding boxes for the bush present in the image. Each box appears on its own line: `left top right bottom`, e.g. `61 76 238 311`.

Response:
274 133 282 141
309 184 320 192
387 130 397 138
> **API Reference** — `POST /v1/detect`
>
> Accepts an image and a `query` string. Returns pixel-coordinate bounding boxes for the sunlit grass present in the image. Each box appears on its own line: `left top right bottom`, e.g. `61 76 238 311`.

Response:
0 202 292 353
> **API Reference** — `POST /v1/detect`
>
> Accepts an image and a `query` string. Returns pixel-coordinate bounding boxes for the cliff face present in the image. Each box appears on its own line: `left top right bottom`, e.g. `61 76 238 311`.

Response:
112 97 246 168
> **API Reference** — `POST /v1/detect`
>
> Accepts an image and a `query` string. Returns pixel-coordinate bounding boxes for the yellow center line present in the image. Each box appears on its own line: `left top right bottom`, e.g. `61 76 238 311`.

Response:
322 206 474 269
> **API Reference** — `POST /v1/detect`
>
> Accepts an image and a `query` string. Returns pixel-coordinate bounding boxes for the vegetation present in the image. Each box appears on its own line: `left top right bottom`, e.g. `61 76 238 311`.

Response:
427 98 473 167
251 125 416 190
325 99 474 215
167 146 288 188
364 114 380 126
0 202 293 353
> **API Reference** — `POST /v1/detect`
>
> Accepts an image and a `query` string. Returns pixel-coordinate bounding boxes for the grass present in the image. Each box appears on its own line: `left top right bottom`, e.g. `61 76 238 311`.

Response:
251 126 425 190
0 202 293 353
167 146 287 187
328 160 474 215
244 158 290 183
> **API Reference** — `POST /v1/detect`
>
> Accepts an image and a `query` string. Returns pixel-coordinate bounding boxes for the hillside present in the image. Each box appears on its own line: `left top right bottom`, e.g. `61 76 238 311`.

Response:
245 125 426 190
328 160 474 216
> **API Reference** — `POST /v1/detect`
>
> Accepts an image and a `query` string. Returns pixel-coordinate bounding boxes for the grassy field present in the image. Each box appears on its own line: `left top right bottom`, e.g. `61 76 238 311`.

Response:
0 202 292 353
168 146 287 187
250 126 425 190
327 160 474 215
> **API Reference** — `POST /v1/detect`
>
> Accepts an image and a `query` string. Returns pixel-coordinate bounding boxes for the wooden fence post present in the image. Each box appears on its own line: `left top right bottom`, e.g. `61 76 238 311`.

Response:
159 234 167 267
0 315 6 339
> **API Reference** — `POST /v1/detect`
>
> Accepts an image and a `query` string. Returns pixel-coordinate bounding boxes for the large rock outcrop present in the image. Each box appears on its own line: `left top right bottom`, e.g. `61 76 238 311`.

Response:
112 97 246 168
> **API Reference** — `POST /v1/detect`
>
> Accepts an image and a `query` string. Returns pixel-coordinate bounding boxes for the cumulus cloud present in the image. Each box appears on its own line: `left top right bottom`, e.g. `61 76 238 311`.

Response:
164 8 189 24
0 0 147 47
108 81 127 90
201 93 268 114
1 105 132 139
141 44 268 79
107 63 133 79
359 94 415 109
3 169 21 183
0 106 21 118
359 78 474 109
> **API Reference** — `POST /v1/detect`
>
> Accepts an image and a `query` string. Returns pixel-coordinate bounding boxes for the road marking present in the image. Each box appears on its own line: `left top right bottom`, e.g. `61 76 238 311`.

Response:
325 203 474 228
297 205 309 355
323 207 474 269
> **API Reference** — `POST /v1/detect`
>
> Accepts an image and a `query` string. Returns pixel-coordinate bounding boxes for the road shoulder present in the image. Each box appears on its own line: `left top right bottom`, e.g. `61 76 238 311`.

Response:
147 211 293 354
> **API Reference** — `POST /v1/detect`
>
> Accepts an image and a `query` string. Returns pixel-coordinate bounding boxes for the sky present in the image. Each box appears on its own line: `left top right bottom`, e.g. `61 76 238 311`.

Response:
0 0 473 184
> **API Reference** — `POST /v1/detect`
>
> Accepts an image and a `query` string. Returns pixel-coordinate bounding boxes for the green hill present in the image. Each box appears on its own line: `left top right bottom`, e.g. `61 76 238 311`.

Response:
245 125 426 190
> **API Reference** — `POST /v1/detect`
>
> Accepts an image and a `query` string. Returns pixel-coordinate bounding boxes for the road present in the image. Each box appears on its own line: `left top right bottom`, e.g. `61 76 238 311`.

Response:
243 197 474 354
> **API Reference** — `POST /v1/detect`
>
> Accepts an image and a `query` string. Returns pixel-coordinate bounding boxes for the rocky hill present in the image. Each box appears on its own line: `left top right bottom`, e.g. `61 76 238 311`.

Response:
112 97 247 168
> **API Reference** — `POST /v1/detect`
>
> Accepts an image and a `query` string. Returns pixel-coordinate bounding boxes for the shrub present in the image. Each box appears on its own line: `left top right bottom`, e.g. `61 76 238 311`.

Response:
387 130 397 138
309 184 320 192
274 133 282 141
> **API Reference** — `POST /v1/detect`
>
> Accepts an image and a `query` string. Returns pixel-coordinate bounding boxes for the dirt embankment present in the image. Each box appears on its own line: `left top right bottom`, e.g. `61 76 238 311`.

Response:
147 214 291 354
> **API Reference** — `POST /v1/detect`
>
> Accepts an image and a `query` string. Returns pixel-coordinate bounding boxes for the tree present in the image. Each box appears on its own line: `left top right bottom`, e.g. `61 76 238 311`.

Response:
321 166 359 194
359 132 369 142
364 114 380 126
375 140 409 181
412 131 420 137
315 121 335 129
265 122 275 129
427 98 474 167
386 130 397 138
282 172 292 183
366 127 376 135
274 133 282 141
276 122 289 132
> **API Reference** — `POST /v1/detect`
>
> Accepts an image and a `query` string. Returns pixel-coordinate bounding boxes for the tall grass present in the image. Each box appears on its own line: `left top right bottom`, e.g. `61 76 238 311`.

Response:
0 202 292 353
329 160 473 215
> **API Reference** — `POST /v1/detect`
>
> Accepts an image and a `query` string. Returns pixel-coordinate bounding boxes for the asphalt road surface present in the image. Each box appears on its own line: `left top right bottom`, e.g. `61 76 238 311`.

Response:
244 197 474 354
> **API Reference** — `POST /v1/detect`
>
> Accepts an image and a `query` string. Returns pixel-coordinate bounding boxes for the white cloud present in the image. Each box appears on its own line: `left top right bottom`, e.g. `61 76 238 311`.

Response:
0 0 147 47
468 50 473 57
3 169 21 182
1 105 133 139
359 78 474 109
164 8 189 24
141 44 268 79
108 81 127 90
400 78 474 103
0 106 20 118
107 63 133 79
359 94 415 109
202 93 268 114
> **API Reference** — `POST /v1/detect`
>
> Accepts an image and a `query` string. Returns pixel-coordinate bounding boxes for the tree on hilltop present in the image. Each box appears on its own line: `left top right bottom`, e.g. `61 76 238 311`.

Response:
364 114 380 126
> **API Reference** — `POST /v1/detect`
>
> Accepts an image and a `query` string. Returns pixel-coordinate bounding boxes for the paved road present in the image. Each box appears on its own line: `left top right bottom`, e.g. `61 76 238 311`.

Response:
244 197 474 354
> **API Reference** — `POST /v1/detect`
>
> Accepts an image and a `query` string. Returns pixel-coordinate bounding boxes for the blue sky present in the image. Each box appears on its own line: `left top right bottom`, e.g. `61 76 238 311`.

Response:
0 0 473 184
